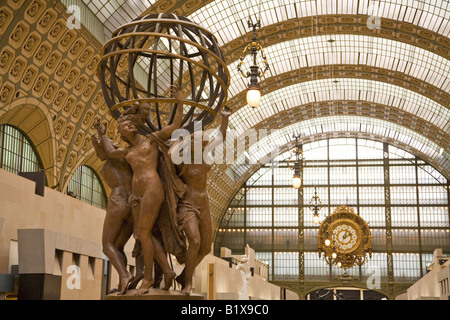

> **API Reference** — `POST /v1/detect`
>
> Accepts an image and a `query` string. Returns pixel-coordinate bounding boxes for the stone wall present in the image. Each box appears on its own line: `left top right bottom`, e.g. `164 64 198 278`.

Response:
0 168 297 299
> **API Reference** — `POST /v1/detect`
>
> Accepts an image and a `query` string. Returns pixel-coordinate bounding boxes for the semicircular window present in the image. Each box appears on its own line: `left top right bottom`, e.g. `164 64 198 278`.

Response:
66 165 107 210
0 124 43 174
217 138 450 285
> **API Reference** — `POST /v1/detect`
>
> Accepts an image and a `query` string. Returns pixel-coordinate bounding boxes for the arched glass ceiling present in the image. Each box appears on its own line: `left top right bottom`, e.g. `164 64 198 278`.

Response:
246 138 447 186
228 78 450 135
230 116 450 177
79 0 157 38
78 1 450 44
226 34 450 98
271 138 418 162
190 0 450 46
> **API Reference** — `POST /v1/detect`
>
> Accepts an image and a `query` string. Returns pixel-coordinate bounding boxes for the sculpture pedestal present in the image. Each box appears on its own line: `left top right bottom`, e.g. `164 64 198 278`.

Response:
104 288 205 300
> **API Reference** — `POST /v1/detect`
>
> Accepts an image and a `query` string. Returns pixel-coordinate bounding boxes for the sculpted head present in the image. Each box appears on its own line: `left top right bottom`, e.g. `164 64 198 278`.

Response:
117 102 150 143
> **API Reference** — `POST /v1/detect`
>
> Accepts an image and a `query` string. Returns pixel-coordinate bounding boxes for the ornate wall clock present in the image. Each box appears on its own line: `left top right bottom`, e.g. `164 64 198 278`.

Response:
318 205 372 270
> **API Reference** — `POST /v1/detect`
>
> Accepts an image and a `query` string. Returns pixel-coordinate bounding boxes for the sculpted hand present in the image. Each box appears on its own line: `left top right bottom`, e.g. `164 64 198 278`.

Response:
171 83 183 102
94 120 107 135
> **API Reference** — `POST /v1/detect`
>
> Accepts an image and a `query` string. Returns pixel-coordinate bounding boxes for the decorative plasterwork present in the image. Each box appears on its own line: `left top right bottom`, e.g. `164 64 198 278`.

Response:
0 0 118 191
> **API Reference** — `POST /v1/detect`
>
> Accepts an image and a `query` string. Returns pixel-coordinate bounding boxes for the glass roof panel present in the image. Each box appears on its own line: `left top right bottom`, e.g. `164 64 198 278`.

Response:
226 34 450 99
80 0 159 38
230 116 450 177
262 137 442 164
76 1 450 45
228 78 450 135
189 0 450 47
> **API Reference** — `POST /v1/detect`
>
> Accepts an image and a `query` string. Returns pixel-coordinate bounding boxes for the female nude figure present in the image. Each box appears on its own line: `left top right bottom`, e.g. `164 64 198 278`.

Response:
91 122 134 295
169 106 231 295
101 86 184 294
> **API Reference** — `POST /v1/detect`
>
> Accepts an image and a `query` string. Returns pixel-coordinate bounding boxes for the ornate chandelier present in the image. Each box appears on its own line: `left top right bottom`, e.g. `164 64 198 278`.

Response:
310 187 322 225
318 206 372 270
237 20 269 108
287 134 305 189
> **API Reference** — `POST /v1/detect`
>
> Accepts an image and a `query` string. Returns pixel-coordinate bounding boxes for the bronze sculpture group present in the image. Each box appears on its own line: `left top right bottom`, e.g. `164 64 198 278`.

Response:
92 85 231 296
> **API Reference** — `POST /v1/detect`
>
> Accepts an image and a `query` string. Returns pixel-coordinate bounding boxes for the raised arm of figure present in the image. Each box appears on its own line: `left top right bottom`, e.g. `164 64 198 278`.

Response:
207 106 231 150
156 84 184 141
91 121 107 160
91 134 107 161
97 121 128 159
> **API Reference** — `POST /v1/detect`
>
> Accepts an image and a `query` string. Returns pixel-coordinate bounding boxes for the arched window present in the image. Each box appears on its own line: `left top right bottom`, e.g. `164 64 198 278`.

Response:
0 124 43 174
217 138 450 286
66 166 107 210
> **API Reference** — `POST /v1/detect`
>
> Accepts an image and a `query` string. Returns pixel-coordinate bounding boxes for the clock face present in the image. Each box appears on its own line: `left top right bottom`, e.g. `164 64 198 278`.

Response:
330 220 361 253
317 206 372 270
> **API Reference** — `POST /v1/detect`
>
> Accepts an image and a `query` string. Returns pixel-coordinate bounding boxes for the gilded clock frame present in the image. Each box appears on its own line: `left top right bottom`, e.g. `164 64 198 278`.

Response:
318 205 372 270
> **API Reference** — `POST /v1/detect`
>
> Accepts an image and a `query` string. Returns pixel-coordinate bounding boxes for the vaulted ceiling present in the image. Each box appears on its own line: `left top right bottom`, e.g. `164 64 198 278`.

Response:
0 0 449 238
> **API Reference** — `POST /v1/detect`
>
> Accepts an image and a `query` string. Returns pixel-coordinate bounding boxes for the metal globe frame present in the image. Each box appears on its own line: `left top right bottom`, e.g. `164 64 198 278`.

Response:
98 13 230 134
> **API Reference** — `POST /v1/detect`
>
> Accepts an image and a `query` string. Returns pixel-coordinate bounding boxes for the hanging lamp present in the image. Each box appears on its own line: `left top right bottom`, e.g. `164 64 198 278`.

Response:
237 20 269 108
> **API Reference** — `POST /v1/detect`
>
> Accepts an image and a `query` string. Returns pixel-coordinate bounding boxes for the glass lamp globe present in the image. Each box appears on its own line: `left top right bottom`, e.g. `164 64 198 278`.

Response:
332 252 337 259
247 88 261 108
292 175 301 189
325 238 331 246
313 213 320 225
